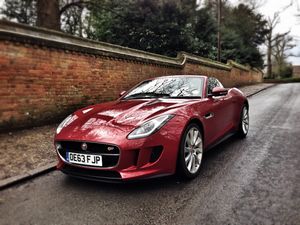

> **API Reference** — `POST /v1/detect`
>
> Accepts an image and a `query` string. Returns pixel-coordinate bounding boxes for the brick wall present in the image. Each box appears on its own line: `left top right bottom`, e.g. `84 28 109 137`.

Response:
0 21 262 131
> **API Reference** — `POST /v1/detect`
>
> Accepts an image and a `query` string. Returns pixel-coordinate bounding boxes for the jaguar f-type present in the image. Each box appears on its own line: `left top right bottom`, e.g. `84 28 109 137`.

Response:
55 75 249 181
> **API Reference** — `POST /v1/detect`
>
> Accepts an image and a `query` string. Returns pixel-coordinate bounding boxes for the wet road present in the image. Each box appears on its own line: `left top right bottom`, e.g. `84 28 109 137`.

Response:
1 83 300 225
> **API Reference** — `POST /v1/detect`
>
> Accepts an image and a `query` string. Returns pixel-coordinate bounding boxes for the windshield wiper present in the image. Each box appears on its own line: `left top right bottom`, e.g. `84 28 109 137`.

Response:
123 92 170 100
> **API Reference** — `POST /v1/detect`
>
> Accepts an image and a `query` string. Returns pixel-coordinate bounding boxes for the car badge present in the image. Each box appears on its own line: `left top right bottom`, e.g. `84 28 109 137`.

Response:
107 146 114 151
81 143 88 151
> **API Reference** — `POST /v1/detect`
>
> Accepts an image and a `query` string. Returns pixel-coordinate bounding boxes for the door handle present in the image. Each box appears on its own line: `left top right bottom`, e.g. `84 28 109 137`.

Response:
204 112 214 119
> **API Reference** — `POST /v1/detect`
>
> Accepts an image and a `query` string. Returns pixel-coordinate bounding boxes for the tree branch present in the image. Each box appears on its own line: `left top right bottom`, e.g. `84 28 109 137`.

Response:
59 0 125 18
60 1 87 15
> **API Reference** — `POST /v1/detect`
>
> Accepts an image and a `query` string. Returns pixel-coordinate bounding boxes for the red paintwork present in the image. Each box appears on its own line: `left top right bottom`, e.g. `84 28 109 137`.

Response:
54 75 247 181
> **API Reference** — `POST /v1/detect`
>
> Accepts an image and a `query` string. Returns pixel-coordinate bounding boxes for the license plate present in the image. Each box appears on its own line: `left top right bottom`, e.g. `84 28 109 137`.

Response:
66 152 102 167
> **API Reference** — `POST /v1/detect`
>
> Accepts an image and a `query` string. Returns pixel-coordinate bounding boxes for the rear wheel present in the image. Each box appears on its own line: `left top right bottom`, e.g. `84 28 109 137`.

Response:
177 123 203 179
237 105 249 138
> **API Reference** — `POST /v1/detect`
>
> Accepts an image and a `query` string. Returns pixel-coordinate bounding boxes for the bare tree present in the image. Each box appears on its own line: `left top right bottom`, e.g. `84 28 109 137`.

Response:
265 12 280 78
272 33 295 77
264 11 291 79
264 0 299 78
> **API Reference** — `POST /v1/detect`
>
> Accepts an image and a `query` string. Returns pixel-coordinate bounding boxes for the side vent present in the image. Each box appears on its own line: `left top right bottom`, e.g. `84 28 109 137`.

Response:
150 146 163 163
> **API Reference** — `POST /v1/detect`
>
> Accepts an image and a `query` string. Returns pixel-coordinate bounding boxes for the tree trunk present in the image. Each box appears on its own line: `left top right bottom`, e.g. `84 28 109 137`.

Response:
79 9 83 37
266 36 273 78
217 0 221 62
278 60 283 78
37 0 60 30
266 26 273 79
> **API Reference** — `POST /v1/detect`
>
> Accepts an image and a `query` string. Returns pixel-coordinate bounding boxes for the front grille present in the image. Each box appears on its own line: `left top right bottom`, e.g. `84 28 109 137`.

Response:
57 141 120 168
59 141 119 154
61 164 122 180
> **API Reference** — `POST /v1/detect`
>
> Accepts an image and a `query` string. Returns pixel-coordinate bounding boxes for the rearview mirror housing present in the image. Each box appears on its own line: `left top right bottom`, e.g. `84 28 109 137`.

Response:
211 87 228 97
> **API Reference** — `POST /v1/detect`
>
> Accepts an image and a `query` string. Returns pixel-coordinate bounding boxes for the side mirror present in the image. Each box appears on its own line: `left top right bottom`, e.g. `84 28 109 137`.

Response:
211 87 228 97
119 91 126 97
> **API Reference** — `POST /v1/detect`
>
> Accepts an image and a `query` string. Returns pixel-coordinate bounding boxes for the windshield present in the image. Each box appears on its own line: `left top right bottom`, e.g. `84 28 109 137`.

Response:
123 77 204 100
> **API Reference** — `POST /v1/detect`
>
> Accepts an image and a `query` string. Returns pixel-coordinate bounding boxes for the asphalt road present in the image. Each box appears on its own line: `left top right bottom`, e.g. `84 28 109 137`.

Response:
1 83 300 225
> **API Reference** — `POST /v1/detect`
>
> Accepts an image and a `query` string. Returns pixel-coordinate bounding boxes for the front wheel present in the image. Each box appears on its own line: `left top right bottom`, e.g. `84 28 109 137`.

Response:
237 105 249 138
177 123 203 179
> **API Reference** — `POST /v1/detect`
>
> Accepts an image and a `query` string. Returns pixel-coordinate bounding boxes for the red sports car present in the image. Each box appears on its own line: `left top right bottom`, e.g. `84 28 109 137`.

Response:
55 75 249 181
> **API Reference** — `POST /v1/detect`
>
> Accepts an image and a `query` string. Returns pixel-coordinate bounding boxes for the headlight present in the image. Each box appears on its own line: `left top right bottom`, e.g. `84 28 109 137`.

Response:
127 114 174 139
56 114 76 134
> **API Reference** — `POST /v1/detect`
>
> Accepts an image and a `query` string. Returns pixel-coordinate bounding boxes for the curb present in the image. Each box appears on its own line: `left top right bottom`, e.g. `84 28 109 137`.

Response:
0 162 57 190
0 83 276 191
245 84 276 98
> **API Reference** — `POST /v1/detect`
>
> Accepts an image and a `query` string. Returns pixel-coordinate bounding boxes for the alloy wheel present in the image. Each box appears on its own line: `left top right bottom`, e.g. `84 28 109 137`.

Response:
184 127 203 174
242 106 249 134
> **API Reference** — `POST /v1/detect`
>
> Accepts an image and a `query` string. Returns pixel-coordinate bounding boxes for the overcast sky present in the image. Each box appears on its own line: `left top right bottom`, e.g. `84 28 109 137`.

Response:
0 0 299 64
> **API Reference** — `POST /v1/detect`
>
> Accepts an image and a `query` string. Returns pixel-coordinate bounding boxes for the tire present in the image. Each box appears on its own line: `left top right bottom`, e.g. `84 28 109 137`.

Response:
177 123 204 179
237 105 249 138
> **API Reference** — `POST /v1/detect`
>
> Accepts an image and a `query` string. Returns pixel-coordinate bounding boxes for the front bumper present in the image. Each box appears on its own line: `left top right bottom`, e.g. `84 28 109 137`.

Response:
55 116 185 181
59 163 172 183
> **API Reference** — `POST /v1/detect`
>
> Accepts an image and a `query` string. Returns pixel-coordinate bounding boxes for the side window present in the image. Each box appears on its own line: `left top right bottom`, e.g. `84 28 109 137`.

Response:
207 77 223 95
216 79 224 88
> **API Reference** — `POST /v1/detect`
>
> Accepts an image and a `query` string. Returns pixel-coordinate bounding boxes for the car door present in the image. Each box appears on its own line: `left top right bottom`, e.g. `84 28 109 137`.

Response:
203 78 233 146
213 79 235 133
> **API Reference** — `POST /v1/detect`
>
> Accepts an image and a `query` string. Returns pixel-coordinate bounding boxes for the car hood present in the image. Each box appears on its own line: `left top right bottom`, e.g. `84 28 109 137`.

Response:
56 98 197 141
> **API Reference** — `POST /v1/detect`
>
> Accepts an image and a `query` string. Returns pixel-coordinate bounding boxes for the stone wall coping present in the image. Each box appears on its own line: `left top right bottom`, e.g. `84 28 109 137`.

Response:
227 60 250 72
